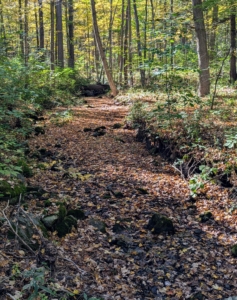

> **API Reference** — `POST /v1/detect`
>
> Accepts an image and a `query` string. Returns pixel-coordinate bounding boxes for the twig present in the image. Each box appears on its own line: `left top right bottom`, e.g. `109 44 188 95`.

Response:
14 194 22 250
2 201 35 255
57 256 87 275
19 207 44 240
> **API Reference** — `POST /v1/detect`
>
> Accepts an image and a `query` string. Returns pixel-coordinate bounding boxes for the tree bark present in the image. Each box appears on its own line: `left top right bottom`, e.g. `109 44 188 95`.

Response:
230 3 237 83
90 0 118 96
38 0 44 49
56 0 64 68
192 0 210 96
133 0 145 86
209 6 218 60
50 0 55 71
24 0 29 66
18 0 24 57
68 0 74 68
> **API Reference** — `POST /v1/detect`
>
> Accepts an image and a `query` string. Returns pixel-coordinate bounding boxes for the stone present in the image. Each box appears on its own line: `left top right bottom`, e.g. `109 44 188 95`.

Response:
231 244 237 257
147 213 175 234
199 211 213 223
89 218 106 233
41 214 59 229
67 209 86 220
34 126 45 135
113 123 122 129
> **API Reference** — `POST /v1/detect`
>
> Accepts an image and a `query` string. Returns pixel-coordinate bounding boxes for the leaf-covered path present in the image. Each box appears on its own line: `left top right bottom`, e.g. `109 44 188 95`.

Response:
11 97 237 299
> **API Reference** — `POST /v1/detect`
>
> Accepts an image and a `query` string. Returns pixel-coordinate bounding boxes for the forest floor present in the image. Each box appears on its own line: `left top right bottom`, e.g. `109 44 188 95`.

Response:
1 96 237 300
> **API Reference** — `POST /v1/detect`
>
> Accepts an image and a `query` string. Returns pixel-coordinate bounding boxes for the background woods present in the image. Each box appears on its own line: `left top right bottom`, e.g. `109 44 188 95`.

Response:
0 0 236 90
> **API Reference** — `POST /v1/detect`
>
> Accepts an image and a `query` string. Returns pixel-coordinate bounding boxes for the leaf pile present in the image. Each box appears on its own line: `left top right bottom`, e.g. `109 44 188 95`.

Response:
1 96 237 299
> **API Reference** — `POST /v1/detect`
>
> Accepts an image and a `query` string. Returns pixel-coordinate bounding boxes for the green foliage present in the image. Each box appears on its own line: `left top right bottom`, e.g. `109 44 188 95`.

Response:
22 266 56 300
83 292 104 300
224 132 237 149
127 101 149 129
189 165 218 197
50 109 73 126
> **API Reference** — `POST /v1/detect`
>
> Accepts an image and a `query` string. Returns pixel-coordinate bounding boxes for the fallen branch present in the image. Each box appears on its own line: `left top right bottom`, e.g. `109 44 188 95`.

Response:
2 201 36 255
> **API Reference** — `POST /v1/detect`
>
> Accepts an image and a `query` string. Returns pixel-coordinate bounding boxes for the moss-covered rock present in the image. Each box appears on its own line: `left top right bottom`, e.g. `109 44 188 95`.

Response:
199 211 213 223
58 204 67 220
34 126 45 135
147 213 175 234
41 214 59 229
67 209 86 220
8 212 48 250
89 218 107 233
231 244 237 257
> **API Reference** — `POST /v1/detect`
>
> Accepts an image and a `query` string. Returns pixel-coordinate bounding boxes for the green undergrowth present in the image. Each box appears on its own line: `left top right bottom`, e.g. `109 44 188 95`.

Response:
125 83 237 197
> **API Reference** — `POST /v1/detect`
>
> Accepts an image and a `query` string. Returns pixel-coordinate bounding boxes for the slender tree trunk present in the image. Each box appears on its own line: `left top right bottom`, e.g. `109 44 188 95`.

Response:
124 5 129 85
38 0 44 49
119 0 125 85
50 0 55 71
230 3 237 83
68 0 74 68
56 0 64 68
192 0 210 96
209 6 218 60
0 0 6 54
133 0 145 86
24 0 29 66
127 0 133 85
34 1 40 49
18 0 24 57
108 0 113 73
90 0 118 96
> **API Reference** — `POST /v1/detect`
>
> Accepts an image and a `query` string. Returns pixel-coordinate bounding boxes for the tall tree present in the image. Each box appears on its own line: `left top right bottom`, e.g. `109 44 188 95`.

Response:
192 0 210 96
90 0 118 96
24 0 29 65
18 0 24 57
68 0 74 68
133 0 145 86
55 0 64 67
230 1 236 83
38 0 44 50
50 0 55 71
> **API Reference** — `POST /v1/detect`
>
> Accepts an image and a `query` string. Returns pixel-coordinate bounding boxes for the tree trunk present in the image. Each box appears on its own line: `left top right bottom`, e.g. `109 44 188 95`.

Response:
18 0 24 57
24 0 29 66
119 0 125 85
133 0 145 86
50 0 55 71
209 6 218 60
56 0 64 68
230 3 237 83
34 1 40 49
68 0 74 68
192 0 210 96
127 0 133 85
38 0 44 49
90 0 118 96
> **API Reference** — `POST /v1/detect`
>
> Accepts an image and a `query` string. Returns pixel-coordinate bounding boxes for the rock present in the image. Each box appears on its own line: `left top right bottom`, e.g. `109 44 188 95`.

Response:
55 215 77 238
113 123 122 129
41 214 59 229
92 131 106 137
89 218 106 233
67 209 86 220
112 223 125 233
83 127 92 132
199 211 213 223
190 292 205 300
112 191 124 198
147 213 175 234
137 187 148 194
94 126 106 131
34 126 45 135
9 212 48 250
231 244 237 257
